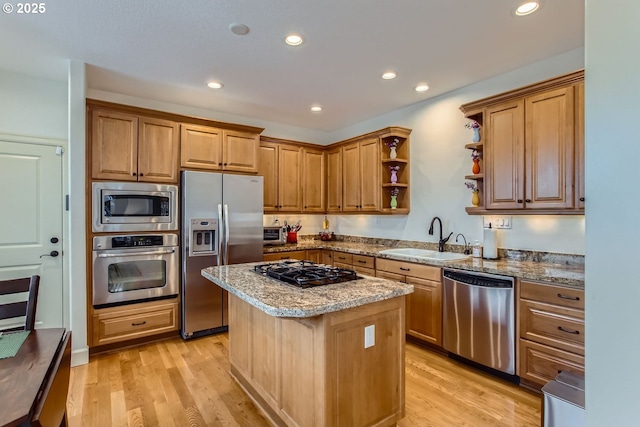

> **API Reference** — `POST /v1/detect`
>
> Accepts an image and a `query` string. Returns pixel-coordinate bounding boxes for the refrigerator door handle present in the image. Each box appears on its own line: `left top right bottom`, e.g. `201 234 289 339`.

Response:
218 203 224 265
224 204 230 265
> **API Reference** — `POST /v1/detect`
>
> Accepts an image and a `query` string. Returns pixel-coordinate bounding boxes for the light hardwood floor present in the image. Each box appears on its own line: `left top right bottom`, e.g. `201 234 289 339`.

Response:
67 334 541 427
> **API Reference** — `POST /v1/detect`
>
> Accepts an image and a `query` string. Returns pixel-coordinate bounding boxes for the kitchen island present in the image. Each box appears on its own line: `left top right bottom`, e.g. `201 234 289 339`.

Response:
202 263 414 427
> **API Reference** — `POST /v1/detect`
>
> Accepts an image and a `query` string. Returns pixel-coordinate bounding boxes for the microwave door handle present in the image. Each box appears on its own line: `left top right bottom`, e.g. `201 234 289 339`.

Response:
97 249 176 258
224 204 230 265
218 204 223 266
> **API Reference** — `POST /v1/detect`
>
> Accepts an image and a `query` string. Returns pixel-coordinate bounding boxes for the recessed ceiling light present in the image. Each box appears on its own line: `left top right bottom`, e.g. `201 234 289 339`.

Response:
310 105 322 112
414 84 429 92
515 1 540 16
381 71 397 80
285 34 304 46
229 23 250 36
207 81 223 89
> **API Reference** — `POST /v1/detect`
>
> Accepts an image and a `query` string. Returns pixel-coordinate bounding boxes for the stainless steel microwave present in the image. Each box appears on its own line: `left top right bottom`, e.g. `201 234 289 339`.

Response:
263 226 285 245
92 182 178 232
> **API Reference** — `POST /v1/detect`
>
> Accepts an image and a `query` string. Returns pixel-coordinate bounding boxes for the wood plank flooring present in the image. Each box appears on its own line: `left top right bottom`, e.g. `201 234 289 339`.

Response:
67 334 541 427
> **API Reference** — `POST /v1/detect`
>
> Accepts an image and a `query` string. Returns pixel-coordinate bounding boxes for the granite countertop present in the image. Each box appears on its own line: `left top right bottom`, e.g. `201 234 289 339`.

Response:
202 263 414 318
264 241 585 289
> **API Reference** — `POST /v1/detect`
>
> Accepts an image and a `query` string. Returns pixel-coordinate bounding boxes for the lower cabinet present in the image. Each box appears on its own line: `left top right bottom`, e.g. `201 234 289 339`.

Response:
263 250 307 262
376 258 442 346
518 280 585 387
306 249 321 263
334 251 376 276
321 249 334 266
92 298 179 347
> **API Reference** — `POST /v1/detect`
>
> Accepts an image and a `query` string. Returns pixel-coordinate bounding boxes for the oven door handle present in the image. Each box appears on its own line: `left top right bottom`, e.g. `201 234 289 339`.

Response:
96 249 176 258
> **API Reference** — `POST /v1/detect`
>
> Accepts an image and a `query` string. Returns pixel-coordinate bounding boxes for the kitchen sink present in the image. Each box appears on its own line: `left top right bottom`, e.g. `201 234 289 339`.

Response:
378 248 470 262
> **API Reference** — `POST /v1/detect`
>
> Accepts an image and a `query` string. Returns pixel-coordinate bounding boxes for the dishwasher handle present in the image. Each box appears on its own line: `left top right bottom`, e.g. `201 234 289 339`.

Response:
443 269 513 288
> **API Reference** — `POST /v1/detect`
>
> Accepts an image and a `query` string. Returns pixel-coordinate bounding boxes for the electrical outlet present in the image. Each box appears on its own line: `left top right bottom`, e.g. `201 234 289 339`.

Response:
483 215 512 229
364 325 375 348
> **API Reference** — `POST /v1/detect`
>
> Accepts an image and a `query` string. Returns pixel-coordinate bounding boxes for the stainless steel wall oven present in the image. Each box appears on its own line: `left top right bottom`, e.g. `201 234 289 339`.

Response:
92 233 179 307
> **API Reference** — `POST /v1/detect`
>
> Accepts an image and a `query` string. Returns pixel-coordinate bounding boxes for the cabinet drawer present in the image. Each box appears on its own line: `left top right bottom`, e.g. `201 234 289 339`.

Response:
353 266 375 277
334 262 352 270
376 270 404 282
333 252 353 264
93 300 178 346
520 299 584 355
263 251 307 262
519 339 584 387
353 254 375 269
377 258 441 281
520 280 584 310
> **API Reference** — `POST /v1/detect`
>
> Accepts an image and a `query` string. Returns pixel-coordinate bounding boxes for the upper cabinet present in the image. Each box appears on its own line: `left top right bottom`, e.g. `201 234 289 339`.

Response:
302 147 326 212
259 138 303 213
181 124 260 173
461 70 584 214
91 109 179 183
331 127 411 214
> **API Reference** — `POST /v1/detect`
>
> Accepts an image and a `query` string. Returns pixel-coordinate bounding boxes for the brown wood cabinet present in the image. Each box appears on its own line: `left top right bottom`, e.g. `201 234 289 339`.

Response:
326 147 343 212
518 280 585 388
343 138 381 212
180 125 260 173
259 139 302 212
91 109 179 183
376 258 442 347
333 251 375 276
461 70 584 214
302 147 326 212
263 250 307 262
228 293 406 427
91 298 179 347
321 249 334 266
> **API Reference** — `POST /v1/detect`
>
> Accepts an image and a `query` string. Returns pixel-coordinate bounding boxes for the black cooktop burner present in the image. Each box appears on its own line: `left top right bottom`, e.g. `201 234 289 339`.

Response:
253 260 361 288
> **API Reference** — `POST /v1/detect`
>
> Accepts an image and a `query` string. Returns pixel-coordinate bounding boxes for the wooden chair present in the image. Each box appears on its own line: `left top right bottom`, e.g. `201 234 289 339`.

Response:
0 275 40 331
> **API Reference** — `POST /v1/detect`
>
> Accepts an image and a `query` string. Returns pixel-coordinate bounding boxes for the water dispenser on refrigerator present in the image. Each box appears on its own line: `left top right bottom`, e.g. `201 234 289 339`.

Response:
189 218 218 257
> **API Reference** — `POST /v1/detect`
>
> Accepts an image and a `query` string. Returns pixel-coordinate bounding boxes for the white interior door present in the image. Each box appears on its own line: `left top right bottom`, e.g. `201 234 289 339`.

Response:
0 140 63 329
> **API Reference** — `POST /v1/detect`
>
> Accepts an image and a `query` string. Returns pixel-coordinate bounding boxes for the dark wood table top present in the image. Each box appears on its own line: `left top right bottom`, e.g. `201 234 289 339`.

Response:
0 328 66 427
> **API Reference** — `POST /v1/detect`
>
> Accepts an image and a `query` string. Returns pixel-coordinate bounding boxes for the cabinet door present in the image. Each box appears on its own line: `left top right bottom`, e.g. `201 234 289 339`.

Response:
342 142 361 211
486 100 525 209
321 250 333 266
306 249 321 263
575 82 585 209
405 276 442 346
223 130 259 173
524 86 574 209
277 145 303 212
91 109 138 181
359 138 381 212
138 117 180 183
326 147 343 212
302 148 325 212
180 124 223 170
259 142 279 212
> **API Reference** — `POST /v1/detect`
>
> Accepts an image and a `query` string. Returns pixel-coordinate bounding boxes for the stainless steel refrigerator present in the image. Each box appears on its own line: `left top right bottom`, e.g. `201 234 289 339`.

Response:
181 170 264 339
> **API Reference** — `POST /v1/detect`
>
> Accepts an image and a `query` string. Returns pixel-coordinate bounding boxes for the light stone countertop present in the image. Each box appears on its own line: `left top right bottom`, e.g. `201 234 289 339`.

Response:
264 241 585 289
201 262 414 318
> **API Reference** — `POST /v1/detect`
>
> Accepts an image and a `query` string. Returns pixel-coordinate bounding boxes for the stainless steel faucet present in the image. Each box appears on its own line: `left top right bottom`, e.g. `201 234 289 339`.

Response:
428 216 453 252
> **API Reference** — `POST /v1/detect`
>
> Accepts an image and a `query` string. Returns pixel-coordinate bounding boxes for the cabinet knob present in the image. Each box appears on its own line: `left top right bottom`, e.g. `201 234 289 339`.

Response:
304 206 307 209
132 172 137 176
579 197 585 202
525 199 531 203
218 162 222 166
223 163 228 166
139 173 144 177
517 199 523 204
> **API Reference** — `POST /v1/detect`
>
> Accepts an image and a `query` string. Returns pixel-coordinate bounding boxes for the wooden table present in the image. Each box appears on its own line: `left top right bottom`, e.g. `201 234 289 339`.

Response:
0 328 71 427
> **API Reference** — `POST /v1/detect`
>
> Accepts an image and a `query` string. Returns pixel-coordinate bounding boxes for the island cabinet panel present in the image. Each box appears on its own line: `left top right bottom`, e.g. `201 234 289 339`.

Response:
228 294 406 427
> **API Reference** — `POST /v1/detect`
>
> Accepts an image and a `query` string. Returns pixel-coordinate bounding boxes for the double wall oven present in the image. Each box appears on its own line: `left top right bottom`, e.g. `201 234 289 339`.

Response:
91 182 179 308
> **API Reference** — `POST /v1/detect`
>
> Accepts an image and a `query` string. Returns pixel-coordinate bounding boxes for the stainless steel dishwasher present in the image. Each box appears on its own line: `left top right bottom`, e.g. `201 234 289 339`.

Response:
442 268 515 375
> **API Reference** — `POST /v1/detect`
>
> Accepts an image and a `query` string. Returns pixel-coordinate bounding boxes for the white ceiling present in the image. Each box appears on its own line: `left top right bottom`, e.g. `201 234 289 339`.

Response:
0 0 584 132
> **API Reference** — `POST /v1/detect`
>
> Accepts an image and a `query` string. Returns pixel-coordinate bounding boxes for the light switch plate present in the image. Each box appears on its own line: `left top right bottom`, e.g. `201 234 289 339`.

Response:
364 325 375 348
483 215 512 229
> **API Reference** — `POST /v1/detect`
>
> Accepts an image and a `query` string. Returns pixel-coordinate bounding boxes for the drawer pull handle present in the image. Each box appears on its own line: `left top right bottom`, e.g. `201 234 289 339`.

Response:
399 267 410 271
557 293 580 301
338 257 347 260
132 321 147 327
281 256 290 259
357 260 367 263
558 326 580 335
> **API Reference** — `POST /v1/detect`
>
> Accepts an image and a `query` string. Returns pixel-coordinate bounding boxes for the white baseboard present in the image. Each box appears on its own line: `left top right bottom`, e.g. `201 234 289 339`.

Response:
71 347 89 367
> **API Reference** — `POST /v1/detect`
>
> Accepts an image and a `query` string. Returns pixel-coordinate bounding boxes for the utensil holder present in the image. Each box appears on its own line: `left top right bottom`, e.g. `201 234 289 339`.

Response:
286 232 298 244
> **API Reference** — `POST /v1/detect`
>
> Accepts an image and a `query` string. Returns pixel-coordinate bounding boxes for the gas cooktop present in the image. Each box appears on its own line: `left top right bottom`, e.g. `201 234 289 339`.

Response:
253 261 361 288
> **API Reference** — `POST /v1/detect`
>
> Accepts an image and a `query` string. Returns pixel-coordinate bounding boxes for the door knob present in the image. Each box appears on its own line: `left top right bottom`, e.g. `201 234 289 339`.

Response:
50 237 59 244
40 250 59 258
